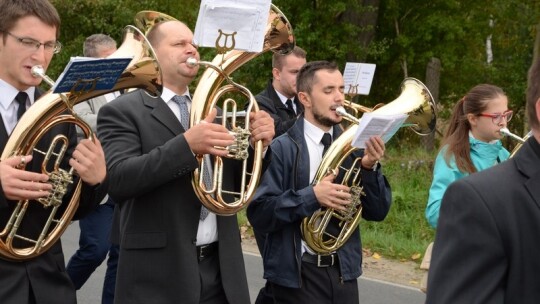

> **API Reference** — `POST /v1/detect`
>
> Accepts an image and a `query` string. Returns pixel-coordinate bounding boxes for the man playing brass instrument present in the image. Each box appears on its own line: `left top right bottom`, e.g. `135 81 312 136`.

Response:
247 61 391 303
97 20 274 304
0 0 108 303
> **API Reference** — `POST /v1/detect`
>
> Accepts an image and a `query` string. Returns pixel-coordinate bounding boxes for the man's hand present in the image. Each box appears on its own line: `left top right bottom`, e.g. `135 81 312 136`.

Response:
313 170 351 211
361 136 385 169
184 108 235 157
70 137 107 186
0 155 51 200
249 110 275 148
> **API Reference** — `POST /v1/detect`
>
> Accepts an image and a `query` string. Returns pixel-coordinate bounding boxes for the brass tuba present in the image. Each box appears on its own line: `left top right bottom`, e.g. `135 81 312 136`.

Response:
187 4 295 215
0 25 162 261
301 78 436 255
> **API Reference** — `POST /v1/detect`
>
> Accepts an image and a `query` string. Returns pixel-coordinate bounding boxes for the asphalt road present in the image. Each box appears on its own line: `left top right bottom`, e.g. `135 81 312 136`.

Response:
61 223 426 304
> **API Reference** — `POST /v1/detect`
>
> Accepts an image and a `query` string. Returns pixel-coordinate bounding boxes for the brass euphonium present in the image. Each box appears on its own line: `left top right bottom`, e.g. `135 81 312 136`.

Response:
0 25 162 261
186 4 295 215
301 78 436 255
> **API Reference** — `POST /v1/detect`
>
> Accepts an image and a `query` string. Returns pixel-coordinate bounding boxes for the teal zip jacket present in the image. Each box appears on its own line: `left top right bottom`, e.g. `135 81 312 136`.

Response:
426 136 510 228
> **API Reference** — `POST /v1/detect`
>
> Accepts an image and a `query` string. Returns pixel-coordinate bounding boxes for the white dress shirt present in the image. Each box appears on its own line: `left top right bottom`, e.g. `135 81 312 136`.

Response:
161 87 218 245
0 79 36 134
301 119 334 254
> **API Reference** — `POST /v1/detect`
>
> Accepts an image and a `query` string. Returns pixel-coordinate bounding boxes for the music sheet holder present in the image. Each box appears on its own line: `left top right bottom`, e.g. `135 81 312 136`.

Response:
52 57 132 94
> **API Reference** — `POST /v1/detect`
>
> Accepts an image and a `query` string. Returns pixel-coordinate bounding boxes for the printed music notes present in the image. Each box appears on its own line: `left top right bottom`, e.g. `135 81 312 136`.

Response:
52 56 132 94
343 62 376 96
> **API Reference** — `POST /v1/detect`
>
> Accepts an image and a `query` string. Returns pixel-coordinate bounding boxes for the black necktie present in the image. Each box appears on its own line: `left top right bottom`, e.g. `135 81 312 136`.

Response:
15 92 28 120
321 133 332 157
285 99 295 115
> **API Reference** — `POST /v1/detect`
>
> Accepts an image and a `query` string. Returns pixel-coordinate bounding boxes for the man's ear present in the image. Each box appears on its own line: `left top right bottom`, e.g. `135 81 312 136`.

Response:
272 68 280 81
298 91 310 108
535 97 540 122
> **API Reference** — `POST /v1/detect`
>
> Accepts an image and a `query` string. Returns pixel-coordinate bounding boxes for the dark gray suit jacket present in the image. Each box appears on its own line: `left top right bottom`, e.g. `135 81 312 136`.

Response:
426 136 540 303
97 89 251 304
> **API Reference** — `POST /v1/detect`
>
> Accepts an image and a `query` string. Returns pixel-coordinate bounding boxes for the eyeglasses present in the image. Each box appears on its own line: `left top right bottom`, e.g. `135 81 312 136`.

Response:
477 110 513 125
4 31 61 54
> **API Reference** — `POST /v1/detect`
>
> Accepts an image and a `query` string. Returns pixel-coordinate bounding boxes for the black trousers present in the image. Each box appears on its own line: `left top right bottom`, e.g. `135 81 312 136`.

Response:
199 249 228 304
270 260 359 304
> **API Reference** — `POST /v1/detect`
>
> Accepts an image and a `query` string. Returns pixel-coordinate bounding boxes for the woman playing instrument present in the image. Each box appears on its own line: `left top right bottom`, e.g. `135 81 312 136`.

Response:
426 84 512 228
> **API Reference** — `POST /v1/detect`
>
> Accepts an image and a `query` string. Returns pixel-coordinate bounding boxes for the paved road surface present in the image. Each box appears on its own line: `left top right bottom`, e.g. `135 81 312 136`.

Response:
61 223 425 304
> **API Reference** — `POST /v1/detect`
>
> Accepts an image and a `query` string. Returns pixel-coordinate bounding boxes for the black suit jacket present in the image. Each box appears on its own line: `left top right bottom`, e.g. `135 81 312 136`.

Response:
0 89 107 304
97 90 253 304
255 79 303 137
426 136 540 303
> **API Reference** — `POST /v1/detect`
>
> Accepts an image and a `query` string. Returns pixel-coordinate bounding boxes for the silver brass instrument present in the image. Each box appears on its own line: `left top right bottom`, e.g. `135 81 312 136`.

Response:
301 78 436 255
0 25 162 261
187 4 295 215
501 127 532 157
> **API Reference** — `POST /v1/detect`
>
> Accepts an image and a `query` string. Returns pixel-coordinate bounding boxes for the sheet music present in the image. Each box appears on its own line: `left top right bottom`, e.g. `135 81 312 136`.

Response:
52 56 132 94
343 62 376 95
352 112 408 149
193 0 271 52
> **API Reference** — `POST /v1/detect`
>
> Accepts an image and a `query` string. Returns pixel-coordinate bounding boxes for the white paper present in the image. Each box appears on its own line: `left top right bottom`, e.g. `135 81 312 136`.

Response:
193 0 271 52
343 62 376 95
352 112 408 149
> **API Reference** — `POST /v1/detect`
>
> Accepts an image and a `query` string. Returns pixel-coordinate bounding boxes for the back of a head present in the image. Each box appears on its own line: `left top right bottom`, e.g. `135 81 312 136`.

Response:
296 60 338 94
0 0 61 38
83 34 117 58
526 30 540 132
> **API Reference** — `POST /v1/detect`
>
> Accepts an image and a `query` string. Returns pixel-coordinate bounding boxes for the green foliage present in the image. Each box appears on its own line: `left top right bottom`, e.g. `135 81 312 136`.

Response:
360 146 436 261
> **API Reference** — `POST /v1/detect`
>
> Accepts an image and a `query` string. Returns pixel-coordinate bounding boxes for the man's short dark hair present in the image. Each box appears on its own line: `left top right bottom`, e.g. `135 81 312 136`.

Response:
296 61 338 94
0 0 61 41
526 42 540 131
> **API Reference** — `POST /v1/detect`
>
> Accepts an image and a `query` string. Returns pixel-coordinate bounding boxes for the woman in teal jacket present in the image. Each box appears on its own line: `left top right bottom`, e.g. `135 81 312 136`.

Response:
426 84 512 228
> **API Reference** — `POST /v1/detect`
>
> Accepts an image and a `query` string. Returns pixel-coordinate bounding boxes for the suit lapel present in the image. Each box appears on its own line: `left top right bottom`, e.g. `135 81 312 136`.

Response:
142 91 183 135
0 115 8 150
515 138 540 210
0 88 44 150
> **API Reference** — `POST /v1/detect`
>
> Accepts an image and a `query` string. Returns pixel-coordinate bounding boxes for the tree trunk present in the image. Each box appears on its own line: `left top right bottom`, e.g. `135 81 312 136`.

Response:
422 57 441 152
339 0 381 62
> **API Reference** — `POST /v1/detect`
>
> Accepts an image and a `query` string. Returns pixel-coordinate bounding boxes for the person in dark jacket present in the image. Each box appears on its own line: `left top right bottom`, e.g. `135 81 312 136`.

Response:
256 46 306 137
247 61 392 304
253 45 307 304
0 1 108 303
97 20 274 304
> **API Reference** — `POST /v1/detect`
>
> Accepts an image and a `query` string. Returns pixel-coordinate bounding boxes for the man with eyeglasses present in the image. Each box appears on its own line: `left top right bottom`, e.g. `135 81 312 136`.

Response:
0 1 108 304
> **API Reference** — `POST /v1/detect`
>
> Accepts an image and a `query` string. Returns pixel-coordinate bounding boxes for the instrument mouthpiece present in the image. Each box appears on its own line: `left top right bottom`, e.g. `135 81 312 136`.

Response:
500 127 525 143
186 57 198 67
31 65 45 78
335 106 348 117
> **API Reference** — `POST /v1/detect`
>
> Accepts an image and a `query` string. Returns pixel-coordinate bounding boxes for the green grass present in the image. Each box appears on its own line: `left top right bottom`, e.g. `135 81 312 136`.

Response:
240 146 437 264
361 146 436 262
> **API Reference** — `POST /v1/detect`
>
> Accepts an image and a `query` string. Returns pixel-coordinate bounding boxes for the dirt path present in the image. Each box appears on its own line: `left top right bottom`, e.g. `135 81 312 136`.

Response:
241 236 425 290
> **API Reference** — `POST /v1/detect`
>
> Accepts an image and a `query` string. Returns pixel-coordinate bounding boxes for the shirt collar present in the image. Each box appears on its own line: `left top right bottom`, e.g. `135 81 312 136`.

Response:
0 79 36 110
304 118 333 145
275 90 291 106
161 86 191 103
